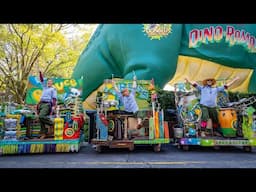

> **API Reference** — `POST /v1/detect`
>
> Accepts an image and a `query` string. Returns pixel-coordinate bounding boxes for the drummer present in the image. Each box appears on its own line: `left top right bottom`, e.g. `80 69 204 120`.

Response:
185 76 239 137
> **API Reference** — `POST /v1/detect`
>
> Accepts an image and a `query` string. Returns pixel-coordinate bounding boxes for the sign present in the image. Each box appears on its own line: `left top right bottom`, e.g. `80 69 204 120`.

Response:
25 76 83 105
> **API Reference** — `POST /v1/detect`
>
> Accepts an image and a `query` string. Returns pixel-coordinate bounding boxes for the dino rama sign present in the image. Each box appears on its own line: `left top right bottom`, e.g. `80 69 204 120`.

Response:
189 25 256 53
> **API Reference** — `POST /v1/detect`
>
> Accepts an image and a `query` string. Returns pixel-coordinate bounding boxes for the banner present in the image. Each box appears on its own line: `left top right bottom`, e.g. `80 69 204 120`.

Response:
25 76 83 105
102 79 153 111
180 24 256 68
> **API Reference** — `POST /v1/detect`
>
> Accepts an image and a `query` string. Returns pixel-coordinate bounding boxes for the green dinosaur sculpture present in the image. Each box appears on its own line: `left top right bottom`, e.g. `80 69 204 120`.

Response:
72 24 256 102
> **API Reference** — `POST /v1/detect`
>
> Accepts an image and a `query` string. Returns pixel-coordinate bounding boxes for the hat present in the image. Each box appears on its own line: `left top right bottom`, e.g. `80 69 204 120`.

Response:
202 78 216 86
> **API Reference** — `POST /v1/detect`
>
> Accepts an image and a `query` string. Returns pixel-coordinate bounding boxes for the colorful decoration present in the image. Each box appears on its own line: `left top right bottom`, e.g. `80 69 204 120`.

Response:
72 24 256 106
0 140 80 155
25 76 83 105
242 106 256 138
218 108 237 137
101 79 152 111
96 114 108 140
54 118 64 140
143 24 172 40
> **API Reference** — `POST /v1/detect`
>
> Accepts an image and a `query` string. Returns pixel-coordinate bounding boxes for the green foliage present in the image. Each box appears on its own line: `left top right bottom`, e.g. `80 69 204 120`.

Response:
0 24 97 103
156 87 176 110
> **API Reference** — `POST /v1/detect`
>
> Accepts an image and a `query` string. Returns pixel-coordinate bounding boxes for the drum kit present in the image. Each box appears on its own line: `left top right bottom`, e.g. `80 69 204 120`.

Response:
225 96 256 112
223 96 256 137
174 81 256 138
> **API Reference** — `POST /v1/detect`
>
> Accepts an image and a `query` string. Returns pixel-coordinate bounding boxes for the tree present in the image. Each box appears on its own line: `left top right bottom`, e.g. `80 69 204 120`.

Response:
0 24 96 103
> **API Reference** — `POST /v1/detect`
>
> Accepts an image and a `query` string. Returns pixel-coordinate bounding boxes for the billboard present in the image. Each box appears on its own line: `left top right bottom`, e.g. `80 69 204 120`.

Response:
25 76 83 105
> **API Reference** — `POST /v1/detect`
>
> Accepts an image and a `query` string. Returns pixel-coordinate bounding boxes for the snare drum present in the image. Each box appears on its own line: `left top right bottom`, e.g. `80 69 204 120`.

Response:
218 108 237 137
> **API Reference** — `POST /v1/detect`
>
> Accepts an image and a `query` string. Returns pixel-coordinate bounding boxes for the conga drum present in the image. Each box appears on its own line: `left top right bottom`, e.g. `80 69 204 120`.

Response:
218 108 237 137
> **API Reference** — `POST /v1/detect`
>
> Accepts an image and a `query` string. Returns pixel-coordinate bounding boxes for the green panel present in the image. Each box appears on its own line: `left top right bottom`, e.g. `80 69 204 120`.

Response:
200 139 214 146
134 138 170 144
222 128 237 137
149 117 154 139
249 138 256 146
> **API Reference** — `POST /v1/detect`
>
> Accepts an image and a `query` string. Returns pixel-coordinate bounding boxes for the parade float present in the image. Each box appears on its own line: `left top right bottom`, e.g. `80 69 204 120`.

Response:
72 24 256 104
0 76 85 156
72 24 256 152
89 78 170 152
172 81 256 152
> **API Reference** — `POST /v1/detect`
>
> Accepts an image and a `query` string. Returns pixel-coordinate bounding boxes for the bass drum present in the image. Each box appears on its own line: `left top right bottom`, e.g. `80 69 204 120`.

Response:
218 108 237 137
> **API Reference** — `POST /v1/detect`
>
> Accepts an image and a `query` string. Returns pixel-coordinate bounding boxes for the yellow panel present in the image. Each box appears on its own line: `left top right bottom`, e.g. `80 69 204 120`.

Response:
167 55 253 93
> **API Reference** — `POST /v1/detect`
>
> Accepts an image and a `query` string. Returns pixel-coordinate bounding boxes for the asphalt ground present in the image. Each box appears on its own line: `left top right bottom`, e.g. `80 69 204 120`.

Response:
1 143 256 168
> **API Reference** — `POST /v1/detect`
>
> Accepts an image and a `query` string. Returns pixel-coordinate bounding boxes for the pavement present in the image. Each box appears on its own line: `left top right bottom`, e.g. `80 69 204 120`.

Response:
1 143 256 168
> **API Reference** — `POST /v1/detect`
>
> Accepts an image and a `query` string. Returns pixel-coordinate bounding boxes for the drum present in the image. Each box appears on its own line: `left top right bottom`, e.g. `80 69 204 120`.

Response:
218 108 237 137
